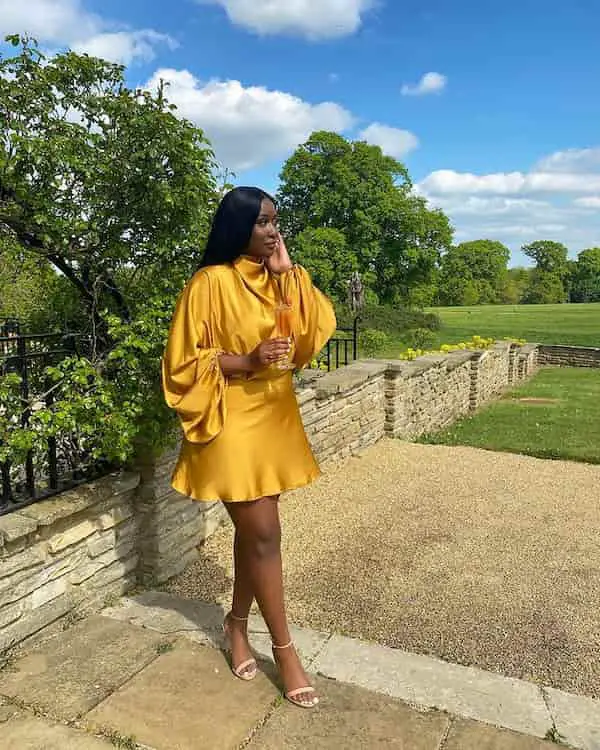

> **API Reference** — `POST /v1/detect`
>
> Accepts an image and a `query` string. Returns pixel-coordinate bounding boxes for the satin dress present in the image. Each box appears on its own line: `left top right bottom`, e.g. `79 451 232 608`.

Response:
161 256 336 502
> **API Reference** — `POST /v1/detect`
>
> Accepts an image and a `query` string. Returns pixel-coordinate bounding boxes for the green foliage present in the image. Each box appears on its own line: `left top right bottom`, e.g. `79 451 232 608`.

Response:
0 35 217 326
522 269 567 304
522 241 569 304
0 238 86 332
277 131 453 305
406 328 436 350
336 303 441 337
522 240 568 276
0 37 218 469
0 373 34 464
437 240 510 306
291 227 353 300
501 267 532 304
359 328 390 358
570 247 600 303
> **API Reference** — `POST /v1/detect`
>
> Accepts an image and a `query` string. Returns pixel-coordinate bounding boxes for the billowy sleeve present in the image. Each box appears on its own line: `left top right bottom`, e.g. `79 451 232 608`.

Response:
161 271 226 444
280 265 337 368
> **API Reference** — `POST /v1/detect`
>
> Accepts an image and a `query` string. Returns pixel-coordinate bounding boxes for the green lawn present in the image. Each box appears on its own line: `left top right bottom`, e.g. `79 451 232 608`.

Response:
428 303 600 349
419 367 600 464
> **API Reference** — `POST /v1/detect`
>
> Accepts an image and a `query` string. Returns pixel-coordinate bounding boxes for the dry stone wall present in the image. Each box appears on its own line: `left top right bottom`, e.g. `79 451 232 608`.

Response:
0 473 139 652
383 352 474 440
538 344 600 368
7 340 592 652
298 361 386 464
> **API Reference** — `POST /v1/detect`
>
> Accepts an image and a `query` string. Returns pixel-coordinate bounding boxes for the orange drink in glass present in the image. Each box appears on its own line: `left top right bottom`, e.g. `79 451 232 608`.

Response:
273 300 294 370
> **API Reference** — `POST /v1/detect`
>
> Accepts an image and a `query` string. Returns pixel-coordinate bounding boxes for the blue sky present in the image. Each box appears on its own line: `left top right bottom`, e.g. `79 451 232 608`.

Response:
3 0 600 265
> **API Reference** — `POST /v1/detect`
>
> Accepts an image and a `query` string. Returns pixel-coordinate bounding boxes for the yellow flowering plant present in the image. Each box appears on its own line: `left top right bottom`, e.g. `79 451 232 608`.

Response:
398 335 526 361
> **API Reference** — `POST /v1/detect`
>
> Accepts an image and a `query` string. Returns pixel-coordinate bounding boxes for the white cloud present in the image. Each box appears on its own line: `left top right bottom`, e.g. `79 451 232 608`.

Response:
146 68 354 171
0 0 173 64
535 147 600 174
73 31 175 65
418 147 600 259
358 123 419 159
419 169 600 196
401 71 447 96
199 0 374 39
574 196 600 209
0 0 96 42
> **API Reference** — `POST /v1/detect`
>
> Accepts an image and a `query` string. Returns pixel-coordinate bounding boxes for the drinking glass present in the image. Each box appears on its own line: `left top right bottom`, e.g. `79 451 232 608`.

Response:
273 301 295 370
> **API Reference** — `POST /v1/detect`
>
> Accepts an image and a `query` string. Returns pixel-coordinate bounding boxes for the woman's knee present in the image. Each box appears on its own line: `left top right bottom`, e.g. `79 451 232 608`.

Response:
236 497 281 559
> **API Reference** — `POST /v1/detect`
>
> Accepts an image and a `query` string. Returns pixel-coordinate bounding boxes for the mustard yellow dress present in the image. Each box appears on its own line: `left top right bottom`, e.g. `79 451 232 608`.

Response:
161 256 336 502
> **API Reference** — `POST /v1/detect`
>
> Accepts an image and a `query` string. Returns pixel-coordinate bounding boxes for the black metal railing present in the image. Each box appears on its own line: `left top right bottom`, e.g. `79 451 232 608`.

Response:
316 318 359 371
0 318 20 340
0 330 102 516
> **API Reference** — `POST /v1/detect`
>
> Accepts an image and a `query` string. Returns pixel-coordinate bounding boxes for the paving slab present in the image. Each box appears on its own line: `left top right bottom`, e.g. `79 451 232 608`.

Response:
312 634 552 739
102 591 330 664
0 714 114 749
545 688 600 750
0 697 21 724
246 613 329 666
102 590 224 647
0 616 163 720
443 719 554 749
86 639 279 750
247 676 449 749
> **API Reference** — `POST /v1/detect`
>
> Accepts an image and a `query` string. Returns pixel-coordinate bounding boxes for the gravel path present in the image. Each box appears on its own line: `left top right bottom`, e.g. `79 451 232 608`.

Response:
165 439 600 698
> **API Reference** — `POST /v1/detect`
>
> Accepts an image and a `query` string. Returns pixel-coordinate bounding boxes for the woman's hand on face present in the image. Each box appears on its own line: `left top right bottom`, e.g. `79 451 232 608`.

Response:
249 337 291 369
265 232 293 275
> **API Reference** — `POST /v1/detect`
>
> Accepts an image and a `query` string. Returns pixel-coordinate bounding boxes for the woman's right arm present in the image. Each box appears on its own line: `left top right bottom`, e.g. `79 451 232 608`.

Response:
162 271 292 441
219 339 291 377
162 272 227 444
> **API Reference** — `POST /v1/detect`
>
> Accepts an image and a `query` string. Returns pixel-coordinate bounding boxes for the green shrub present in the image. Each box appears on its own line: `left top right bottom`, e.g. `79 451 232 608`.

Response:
336 303 441 336
406 328 436 350
423 312 442 331
359 328 390 358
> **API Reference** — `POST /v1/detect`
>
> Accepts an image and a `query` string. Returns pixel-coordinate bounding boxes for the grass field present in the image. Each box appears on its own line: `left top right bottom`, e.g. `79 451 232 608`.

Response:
419 367 600 464
428 303 600 349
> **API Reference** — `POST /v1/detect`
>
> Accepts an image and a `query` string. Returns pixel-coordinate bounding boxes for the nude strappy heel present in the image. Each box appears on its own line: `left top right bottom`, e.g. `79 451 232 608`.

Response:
272 641 319 708
223 613 258 681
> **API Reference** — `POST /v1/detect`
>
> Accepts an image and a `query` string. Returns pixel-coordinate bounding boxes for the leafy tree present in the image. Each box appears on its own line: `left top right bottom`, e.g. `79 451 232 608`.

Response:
277 131 452 305
570 247 600 303
437 240 510 306
522 241 569 304
0 35 216 332
0 36 218 465
522 240 569 276
291 227 353 300
0 236 85 332
522 269 567 304
501 267 531 304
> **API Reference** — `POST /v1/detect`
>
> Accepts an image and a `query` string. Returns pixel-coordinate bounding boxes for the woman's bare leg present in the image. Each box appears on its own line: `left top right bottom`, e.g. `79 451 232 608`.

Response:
224 496 315 703
221 525 256 677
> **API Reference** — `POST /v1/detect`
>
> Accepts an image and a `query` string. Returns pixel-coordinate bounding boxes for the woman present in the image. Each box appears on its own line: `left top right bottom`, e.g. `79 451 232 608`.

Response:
162 187 336 708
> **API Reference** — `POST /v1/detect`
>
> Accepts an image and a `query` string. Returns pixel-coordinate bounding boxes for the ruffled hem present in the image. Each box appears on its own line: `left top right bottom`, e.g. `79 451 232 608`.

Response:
170 467 321 503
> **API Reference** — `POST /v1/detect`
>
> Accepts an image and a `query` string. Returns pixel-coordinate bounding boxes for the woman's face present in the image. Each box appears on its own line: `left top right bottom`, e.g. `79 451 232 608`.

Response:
246 199 279 259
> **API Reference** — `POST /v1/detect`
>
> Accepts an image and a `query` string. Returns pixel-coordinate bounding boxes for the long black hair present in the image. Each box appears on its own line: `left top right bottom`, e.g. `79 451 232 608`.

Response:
200 186 276 268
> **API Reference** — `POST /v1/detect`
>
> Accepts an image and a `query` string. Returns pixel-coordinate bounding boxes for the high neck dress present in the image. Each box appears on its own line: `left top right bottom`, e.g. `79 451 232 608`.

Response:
161 256 336 502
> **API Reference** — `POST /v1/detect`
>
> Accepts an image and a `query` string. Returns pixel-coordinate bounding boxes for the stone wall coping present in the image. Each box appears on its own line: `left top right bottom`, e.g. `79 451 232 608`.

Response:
0 471 140 546
314 361 387 398
539 343 600 353
445 350 478 371
492 341 513 352
519 343 540 355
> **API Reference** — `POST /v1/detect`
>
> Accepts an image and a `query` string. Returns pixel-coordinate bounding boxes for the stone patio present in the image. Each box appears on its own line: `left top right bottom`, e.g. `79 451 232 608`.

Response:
1 597 598 749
